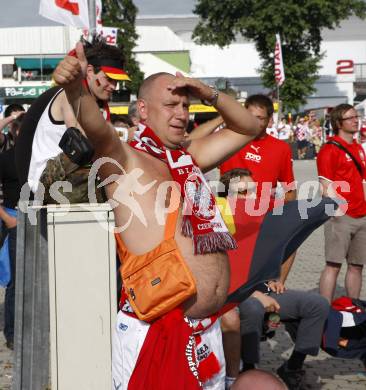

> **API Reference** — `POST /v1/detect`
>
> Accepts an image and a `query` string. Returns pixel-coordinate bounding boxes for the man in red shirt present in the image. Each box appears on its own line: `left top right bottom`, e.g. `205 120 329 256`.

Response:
317 103 366 302
219 96 327 389
220 94 297 281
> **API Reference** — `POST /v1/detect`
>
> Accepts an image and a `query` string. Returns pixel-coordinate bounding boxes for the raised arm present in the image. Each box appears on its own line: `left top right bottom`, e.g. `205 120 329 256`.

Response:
0 117 12 146
53 43 125 178
168 74 260 171
0 113 23 146
186 115 224 141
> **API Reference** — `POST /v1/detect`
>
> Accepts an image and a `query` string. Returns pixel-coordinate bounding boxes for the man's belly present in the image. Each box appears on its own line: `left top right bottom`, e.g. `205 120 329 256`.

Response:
113 190 231 319
176 233 230 319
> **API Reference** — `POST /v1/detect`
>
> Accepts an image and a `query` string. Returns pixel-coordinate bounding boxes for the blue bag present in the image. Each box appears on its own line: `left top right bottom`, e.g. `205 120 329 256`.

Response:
0 207 17 288
0 234 10 287
322 298 366 361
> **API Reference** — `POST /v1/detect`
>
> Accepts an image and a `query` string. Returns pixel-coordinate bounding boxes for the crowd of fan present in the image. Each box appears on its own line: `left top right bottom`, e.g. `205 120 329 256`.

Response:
266 111 366 160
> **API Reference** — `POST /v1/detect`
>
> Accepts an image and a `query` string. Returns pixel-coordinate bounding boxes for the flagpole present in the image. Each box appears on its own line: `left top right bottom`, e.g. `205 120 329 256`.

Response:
276 84 282 128
39 27 43 82
274 34 285 128
88 0 96 32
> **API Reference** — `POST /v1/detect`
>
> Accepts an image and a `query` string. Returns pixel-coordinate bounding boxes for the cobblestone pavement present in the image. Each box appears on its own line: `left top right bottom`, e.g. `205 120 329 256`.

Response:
260 160 366 389
0 288 12 390
0 160 365 389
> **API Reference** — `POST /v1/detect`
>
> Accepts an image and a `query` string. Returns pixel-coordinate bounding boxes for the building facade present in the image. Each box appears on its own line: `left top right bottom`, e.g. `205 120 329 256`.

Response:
0 15 365 113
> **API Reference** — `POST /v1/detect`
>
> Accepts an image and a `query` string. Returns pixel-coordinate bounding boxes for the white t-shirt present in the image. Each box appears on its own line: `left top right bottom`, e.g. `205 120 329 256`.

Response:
278 125 291 140
266 126 278 138
28 89 66 193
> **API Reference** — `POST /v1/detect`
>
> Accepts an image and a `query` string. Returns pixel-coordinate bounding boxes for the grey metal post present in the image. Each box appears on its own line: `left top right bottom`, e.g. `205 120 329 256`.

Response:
12 206 50 390
88 0 97 32
276 84 282 128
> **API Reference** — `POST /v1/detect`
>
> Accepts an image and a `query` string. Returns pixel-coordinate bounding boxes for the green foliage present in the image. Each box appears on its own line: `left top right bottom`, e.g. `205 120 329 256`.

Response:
103 0 144 94
193 0 366 110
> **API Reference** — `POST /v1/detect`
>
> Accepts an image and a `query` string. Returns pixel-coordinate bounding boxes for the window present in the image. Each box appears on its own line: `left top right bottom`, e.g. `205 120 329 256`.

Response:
2 64 14 78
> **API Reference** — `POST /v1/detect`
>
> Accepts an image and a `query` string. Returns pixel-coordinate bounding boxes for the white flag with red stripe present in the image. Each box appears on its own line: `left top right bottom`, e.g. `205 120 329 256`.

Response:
274 34 285 86
99 27 118 46
95 0 118 46
96 0 103 32
39 0 90 28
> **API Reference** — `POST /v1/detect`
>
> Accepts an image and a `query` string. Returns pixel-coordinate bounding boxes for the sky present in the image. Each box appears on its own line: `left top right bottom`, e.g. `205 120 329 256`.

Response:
0 0 196 28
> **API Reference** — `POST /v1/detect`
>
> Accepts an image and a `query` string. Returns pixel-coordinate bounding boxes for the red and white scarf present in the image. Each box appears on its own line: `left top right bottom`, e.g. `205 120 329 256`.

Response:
121 293 221 389
130 123 237 255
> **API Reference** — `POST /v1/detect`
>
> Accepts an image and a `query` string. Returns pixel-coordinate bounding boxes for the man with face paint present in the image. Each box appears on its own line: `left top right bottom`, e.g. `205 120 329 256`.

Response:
15 35 130 204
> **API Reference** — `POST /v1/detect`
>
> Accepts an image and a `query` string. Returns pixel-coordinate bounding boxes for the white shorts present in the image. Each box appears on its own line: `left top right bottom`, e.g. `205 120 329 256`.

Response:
112 311 225 390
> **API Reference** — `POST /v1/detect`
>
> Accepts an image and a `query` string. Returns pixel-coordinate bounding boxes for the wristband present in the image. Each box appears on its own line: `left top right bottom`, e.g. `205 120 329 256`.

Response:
201 86 219 106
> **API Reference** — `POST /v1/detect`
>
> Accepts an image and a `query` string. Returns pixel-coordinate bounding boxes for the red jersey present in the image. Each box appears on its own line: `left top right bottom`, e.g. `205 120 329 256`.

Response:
317 136 366 218
220 135 295 211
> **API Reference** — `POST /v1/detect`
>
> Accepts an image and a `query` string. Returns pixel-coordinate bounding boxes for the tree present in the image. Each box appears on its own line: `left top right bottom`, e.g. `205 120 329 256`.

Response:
193 0 366 111
103 0 144 94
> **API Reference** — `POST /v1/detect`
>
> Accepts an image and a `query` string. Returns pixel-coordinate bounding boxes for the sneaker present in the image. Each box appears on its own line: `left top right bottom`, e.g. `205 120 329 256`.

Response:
277 361 305 390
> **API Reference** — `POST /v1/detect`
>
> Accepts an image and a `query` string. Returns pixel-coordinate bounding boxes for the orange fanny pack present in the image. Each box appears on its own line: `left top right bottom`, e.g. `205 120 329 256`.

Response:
115 209 197 322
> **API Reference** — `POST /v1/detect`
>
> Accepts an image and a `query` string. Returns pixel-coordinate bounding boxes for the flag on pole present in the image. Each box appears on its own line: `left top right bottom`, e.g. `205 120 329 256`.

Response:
274 33 285 86
39 0 90 28
99 27 118 46
96 0 103 32
93 0 119 46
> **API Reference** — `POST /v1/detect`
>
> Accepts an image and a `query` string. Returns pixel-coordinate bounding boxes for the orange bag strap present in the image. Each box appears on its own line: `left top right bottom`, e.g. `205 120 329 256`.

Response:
114 232 128 264
115 208 179 263
164 208 179 240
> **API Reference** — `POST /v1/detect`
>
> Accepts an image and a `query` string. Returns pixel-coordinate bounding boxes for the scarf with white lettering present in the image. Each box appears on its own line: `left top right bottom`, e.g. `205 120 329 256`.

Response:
120 292 220 388
130 123 237 255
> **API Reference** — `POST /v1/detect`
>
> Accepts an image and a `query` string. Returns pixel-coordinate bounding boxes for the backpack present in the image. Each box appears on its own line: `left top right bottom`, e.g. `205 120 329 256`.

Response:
322 296 366 360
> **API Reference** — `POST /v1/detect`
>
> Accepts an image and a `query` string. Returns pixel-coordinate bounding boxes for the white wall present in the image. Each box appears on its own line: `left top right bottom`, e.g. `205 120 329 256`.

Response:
188 42 261 78
135 26 186 52
320 40 366 75
0 25 363 108
134 26 366 79
0 25 364 78
0 26 82 56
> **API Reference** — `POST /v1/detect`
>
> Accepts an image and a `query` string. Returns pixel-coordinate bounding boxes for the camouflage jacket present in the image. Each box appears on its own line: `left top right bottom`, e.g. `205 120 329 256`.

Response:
40 153 104 204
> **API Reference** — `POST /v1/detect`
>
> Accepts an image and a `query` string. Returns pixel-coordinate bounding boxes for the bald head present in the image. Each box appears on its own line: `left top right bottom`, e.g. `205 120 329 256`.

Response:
135 72 190 148
231 369 288 390
138 72 175 100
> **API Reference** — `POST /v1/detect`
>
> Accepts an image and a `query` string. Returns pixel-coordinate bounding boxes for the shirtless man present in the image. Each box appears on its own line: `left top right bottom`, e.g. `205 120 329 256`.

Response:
53 43 260 389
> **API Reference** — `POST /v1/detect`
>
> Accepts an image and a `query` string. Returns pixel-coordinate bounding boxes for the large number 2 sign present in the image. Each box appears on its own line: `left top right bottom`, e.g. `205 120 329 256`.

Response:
55 0 80 15
336 60 354 75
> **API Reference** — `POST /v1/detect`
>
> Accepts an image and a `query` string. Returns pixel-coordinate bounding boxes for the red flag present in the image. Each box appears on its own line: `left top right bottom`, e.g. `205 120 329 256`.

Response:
274 34 285 86
39 0 90 28
221 197 337 306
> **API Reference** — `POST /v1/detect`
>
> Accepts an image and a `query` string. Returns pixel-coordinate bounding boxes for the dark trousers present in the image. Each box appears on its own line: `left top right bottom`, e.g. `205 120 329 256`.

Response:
4 226 16 343
239 290 329 364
